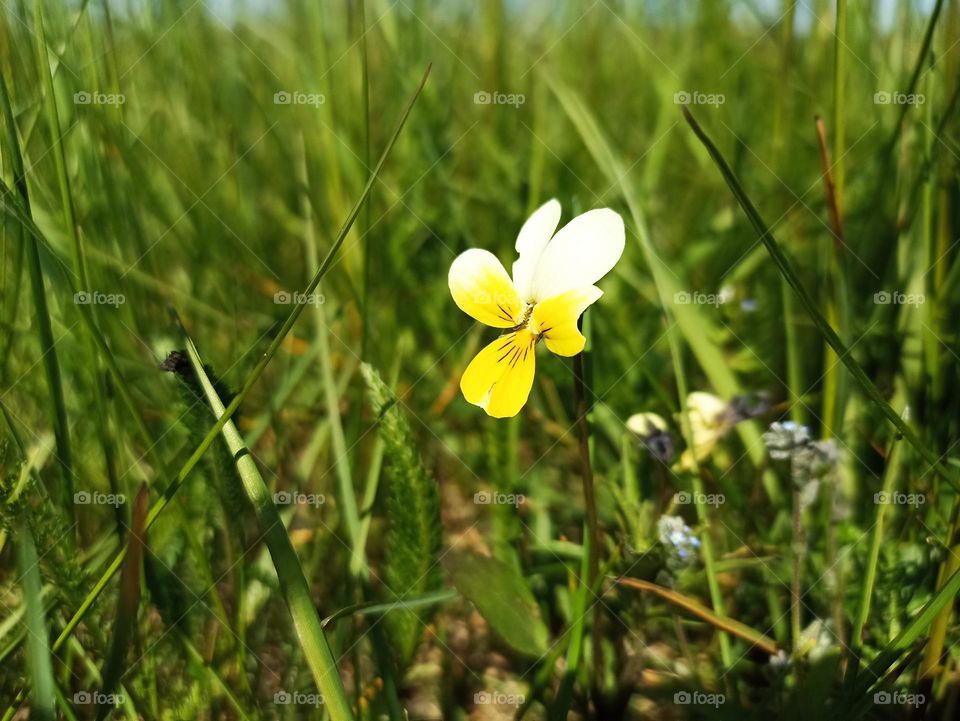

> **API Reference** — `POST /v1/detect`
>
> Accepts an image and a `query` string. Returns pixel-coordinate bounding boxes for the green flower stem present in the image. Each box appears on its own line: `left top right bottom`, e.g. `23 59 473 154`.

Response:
668 323 733 668
791 484 803 650
831 0 846 215
572 324 602 693
852 423 904 645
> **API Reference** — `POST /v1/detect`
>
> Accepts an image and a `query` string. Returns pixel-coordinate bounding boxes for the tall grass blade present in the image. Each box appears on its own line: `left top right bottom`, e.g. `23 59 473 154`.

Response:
0 65 431 711
0 72 74 510
16 520 56 721
682 107 954 485
178 321 354 721
617 576 780 655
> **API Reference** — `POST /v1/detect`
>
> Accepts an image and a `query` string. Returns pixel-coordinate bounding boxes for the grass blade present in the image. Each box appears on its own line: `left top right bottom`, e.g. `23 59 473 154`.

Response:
178 321 354 721
0 71 74 510
547 72 783 504
0 62 431 718
682 107 955 485
859 565 960 693
321 589 457 628
617 576 780 656
16 520 56 721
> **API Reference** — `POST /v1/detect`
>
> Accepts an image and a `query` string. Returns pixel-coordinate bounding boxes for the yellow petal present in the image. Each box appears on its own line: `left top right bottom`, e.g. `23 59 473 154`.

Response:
449 249 523 328
460 330 537 418
530 286 603 357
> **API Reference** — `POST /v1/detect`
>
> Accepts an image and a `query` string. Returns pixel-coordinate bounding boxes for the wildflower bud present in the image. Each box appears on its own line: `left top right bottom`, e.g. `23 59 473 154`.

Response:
729 391 772 422
627 412 675 463
762 421 811 460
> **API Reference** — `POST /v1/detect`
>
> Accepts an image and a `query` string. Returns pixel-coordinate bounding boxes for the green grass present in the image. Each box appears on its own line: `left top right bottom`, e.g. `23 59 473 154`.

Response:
2 1 960 719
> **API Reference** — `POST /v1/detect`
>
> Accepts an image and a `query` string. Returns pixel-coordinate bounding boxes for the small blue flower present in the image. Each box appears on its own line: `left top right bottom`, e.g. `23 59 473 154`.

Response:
658 515 701 563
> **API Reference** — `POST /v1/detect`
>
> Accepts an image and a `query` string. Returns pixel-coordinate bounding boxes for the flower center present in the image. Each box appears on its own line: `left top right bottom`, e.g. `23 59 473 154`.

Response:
503 303 542 342
518 303 534 327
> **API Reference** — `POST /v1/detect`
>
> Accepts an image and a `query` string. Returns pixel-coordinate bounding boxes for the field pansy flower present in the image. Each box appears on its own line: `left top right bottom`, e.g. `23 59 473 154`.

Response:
626 412 675 463
685 391 734 460
449 200 624 417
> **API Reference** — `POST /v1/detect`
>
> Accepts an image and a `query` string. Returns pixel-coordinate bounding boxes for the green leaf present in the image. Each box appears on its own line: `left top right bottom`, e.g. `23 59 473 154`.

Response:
867 565 960 684
446 552 549 657
361 363 442 669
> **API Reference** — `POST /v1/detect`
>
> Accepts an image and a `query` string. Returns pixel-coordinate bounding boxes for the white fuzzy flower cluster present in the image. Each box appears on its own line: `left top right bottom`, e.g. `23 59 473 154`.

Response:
657 515 701 564
763 422 844 513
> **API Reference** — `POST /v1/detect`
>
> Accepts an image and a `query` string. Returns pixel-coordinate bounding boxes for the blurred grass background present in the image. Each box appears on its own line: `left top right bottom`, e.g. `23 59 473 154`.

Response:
2 0 960 719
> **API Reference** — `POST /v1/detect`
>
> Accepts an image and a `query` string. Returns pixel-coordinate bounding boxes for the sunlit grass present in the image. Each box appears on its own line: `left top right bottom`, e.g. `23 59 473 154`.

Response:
2 1 959 719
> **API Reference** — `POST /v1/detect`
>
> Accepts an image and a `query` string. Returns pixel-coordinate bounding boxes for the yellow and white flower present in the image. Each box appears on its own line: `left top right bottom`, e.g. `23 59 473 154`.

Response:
685 391 733 458
626 412 669 438
449 200 625 418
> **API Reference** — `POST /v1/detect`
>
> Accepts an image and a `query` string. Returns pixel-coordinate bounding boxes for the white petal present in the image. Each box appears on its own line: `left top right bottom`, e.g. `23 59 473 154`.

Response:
627 412 668 436
511 199 562 302
686 392 728 424
529 208 625 302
